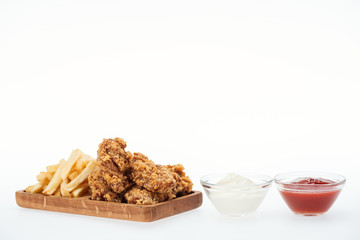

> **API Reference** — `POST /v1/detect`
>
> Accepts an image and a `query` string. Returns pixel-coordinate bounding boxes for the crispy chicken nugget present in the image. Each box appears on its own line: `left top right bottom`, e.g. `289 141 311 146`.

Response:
130 153 176 194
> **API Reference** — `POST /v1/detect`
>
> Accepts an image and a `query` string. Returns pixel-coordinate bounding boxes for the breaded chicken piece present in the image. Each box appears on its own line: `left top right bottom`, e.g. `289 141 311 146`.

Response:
130 153 176 194
97 138 133 194
102 171 132 194
157 164 193 197
124 186 160 205
88 165 122 202
97 137 132 172
124 164 194 204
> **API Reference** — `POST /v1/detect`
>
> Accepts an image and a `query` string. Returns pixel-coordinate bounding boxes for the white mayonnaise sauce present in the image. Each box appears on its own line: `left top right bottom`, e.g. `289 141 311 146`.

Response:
206 173 268 216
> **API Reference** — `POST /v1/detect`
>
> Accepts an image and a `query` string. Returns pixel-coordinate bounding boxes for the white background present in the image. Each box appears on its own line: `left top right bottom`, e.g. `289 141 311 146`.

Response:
1 0 359 239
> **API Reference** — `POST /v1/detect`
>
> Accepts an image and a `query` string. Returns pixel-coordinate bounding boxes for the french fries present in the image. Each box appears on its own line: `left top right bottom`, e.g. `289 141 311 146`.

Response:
46 164 59 174
60 178 71 197
45 172 54 181
42 159 66 195
26 182 43 194
61 149 81 181
68 171 80 181
25 149 95 198
71 182 90 197
36 172 46 183
62 160 96 192
54 188 61 196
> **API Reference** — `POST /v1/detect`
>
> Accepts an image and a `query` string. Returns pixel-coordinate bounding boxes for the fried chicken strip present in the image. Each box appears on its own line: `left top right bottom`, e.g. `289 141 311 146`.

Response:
97 137 131 172
89 138 133 200
125 164 193 204
97 138 133 194
157 164 193 197
130 153 176 194
88 165 122 202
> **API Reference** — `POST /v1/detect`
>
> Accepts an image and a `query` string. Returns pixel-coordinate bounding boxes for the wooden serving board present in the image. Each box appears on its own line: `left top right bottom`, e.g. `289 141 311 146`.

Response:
16 190 202 222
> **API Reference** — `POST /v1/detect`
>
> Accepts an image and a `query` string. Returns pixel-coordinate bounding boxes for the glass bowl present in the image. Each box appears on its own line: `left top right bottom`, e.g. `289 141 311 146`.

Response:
200 172 272 216
274 171 346 216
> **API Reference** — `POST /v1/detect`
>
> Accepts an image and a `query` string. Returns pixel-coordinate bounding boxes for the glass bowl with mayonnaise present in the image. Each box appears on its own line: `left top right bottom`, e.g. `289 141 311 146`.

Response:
200 172 272 216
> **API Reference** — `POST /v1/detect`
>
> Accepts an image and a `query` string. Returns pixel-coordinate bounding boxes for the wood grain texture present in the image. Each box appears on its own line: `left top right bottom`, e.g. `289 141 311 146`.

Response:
16 190 202 222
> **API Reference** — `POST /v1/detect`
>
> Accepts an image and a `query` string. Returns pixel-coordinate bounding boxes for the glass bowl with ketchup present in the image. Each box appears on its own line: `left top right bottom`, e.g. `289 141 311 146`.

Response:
274 171 346 216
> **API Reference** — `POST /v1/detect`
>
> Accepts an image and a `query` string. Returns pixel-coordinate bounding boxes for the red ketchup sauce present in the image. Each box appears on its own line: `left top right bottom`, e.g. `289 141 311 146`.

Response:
279 178 341 215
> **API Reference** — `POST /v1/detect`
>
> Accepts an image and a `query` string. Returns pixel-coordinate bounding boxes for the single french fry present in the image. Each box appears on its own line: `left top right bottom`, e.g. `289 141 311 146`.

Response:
75 152 95 171
45 172 54 181
33 183 44 193
74 159 86 171
46 164 59 174
71 183 89 197
42 159 66 195
25 185 34 193
54 187 61 196
36 172 46 183
61 149 81 180
68 171 80 181
79 152 95 162
26 182 44 193
60 178 71 197
63 160 96 192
